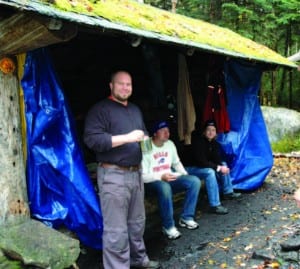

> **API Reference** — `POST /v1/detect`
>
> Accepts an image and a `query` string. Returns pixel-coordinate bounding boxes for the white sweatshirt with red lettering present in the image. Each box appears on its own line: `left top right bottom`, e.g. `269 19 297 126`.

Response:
141 139 188 183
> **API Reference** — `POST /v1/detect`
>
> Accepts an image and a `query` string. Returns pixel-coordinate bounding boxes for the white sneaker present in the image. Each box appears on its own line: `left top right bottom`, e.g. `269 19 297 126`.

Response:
162 226 181 240
179 218 199 230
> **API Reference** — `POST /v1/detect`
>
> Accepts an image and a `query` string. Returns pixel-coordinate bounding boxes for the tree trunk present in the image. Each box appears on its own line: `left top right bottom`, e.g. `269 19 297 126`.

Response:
271 71 277 106
171 0 177 13
0 59 29 224
278 68 286 106
278 25 290 107
210 0 222 22
286 23 292 109
259 79 264 105
289 70 292 108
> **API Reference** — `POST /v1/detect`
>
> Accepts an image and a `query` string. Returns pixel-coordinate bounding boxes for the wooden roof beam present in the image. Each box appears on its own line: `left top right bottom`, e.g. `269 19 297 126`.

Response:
0 12 77 57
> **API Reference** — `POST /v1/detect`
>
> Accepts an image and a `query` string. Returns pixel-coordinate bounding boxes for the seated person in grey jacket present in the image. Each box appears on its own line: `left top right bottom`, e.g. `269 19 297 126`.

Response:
141 121 201 240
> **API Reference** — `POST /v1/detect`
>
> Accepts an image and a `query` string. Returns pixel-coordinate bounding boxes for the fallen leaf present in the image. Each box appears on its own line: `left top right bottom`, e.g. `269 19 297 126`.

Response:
219 245 229 250
244 243 253 251
271 261 281 268
208 259 215 265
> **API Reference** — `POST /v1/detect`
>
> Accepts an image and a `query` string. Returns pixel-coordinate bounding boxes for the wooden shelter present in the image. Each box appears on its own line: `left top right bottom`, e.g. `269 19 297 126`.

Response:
0 0 297 226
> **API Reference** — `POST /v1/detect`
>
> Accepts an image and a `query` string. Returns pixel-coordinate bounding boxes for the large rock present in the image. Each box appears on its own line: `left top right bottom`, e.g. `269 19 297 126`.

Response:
0 218 80 269
261 106 300 143
0 250 23 268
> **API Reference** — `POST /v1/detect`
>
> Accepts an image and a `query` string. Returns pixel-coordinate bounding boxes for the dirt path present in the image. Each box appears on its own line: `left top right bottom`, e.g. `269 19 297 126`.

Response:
144 156 300 269
76 156 300 269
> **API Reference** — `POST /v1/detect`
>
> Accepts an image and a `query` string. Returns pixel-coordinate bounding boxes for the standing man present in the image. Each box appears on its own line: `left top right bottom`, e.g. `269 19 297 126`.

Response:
84 71 159 269
142 121 201 240
185 119 241 215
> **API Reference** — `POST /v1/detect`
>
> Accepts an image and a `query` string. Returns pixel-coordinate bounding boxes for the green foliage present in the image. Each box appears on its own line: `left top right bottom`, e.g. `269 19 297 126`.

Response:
147 0 299 53
176 0 206 19
144 0 171 10
147 0 300 109
273 0 300 25
272 131 300 153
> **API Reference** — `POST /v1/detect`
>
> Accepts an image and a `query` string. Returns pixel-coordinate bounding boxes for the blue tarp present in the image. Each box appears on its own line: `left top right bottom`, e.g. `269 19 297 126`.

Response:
218 59 273 191
20 48 272 250
21 48 103 249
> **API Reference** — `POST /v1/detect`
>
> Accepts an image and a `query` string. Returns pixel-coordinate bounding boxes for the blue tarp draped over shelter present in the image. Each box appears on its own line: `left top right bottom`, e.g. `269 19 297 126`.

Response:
218 59 273 191
21 48 103 249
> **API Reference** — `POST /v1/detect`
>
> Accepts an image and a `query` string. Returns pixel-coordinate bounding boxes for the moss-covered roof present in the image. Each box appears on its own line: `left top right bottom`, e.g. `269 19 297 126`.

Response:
0 0 297 68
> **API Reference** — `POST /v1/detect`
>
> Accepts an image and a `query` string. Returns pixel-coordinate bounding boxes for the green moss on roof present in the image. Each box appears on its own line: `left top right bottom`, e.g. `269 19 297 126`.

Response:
45 0 294 66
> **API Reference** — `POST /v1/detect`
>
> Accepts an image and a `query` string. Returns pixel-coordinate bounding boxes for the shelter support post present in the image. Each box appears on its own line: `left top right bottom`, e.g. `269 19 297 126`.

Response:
0 62 29 224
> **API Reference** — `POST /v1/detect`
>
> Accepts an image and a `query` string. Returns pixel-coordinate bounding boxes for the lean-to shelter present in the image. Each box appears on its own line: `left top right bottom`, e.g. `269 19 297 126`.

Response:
0 0 297 249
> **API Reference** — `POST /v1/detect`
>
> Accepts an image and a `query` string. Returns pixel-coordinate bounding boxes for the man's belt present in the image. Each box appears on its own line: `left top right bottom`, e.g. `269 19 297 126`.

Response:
100 163 140 172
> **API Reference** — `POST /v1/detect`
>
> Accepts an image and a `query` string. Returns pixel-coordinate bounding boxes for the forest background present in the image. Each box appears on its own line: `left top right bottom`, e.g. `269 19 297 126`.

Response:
145 0 300 110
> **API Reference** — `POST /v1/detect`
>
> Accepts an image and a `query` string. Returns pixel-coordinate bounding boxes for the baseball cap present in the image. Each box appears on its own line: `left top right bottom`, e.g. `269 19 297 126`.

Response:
152 120 169 134
204 119 217 129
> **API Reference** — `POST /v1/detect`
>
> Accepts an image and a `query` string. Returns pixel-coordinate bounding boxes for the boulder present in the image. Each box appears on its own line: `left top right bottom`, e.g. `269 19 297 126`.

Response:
0 218 80 269
261 106 300 143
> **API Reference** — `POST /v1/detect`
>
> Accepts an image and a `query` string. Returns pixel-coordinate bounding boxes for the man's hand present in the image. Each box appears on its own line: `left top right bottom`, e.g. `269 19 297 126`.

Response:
219 165 230 175
126 130 145 143
112 130 145 147
161 173 177 182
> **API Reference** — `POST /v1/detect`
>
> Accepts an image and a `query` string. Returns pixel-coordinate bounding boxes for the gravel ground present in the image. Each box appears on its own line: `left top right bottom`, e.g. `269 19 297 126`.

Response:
77 155 300 269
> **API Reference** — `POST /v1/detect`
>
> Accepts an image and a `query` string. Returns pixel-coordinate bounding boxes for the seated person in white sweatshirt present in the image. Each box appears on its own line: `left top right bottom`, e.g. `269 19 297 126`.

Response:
141 120 201 240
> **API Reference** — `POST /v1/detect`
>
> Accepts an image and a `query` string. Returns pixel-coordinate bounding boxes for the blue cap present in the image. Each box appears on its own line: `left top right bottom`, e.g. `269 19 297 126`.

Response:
204 119 217 129
152 121 169 134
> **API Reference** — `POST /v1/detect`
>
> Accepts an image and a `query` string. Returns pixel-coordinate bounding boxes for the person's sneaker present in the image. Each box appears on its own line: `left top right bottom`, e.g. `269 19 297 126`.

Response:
178 218 199 230
131 260 161 269
162 226 181 239
210 205 229 214
223 192 242 200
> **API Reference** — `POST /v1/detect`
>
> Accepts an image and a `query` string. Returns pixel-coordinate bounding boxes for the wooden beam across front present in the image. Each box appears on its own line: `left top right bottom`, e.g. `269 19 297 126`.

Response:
0 12 77 57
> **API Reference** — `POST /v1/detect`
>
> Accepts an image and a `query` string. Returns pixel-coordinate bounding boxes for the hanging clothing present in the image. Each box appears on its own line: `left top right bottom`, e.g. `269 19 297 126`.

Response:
177 54 196 145
202 85 230 133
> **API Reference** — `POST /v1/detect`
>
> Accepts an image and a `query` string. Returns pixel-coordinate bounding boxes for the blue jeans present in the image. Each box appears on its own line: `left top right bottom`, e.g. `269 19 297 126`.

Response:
144 175 201 229
185 165 234 207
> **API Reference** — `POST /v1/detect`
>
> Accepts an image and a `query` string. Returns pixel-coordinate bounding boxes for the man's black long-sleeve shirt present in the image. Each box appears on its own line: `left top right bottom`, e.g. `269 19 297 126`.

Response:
189 130 222 171
84 98 147 166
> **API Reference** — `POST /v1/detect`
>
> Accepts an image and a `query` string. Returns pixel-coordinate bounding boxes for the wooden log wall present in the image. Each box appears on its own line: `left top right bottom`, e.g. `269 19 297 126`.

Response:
0 59 29 224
